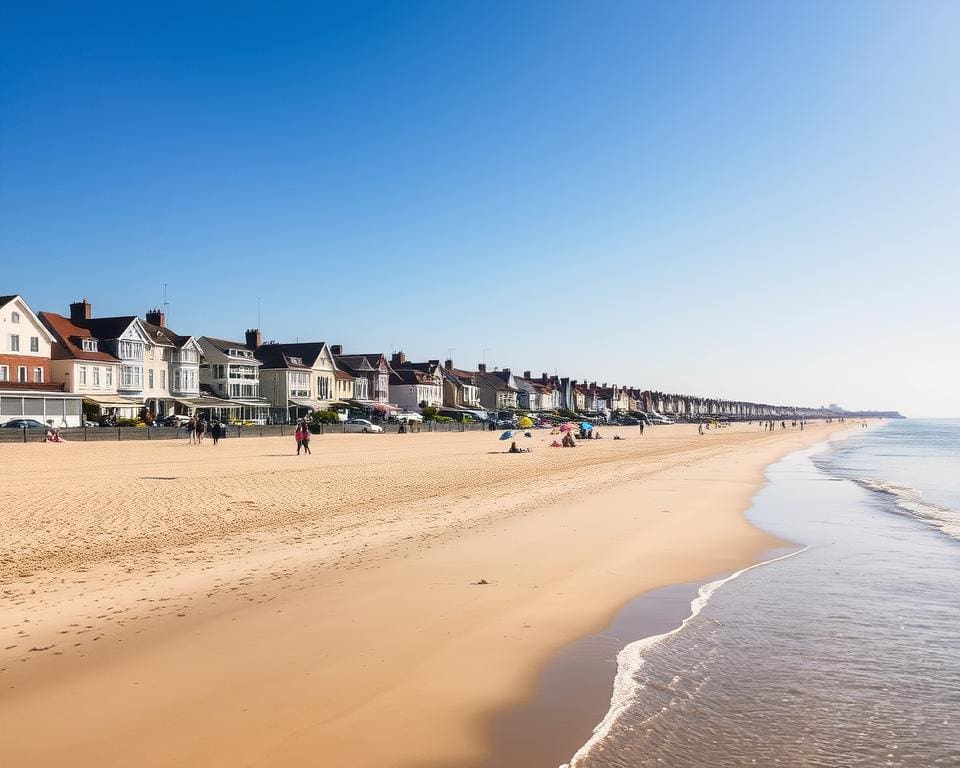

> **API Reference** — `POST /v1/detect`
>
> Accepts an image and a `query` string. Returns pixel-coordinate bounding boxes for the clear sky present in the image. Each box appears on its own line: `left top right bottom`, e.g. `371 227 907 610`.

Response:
2 1 957 416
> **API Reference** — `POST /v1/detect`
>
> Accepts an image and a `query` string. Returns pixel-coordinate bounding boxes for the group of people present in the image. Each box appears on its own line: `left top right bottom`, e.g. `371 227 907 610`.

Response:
295 419 312 454
185 416 227 445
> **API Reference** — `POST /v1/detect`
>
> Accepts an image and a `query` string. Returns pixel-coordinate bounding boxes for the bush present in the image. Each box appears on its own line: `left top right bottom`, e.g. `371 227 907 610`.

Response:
434 415 454 423
116 418 143 427
557 408 577 420
310 410 341 425
421 406 440 421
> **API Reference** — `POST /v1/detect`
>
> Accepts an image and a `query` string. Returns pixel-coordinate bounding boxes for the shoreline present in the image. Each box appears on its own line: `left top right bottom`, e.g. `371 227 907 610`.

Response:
0 421 857 767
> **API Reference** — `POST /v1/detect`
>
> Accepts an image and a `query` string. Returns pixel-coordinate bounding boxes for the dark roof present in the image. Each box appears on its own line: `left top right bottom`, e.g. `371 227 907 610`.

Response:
390 368 435 385
39 312 121 362
334 354 375 373
476 371 519 392
79 316 140 341
141 321 193 349
257 341 329 367
0 295 17 309
254 344 312 370
200 336 250 353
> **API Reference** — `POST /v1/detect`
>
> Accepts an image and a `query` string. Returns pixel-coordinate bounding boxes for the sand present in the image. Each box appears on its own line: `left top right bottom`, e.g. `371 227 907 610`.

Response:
0 421 853 767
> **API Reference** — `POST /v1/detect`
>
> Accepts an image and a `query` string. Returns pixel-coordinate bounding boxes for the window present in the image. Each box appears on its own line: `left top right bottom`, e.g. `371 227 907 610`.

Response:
121 365 143 389
0 365 7 381
105 367 113 387
161 370 166 389
119 341 143 360
79 366 87 385
290 372 309 397
30 336 39 352
93 367 100 386
34 367 43 383
10 311 20 324
148 369 154 389
82 338 99 352
18 366 27 383
316 376 331 399
214 364 226 379
10 334 19 352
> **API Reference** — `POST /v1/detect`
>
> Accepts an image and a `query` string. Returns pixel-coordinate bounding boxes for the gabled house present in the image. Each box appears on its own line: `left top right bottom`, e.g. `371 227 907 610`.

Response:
253 340 317 423
332 350 389 402
475 364 520 411
1 295 83 427
440 359 483 413
197 331 271 423
39 309 129 420
388 352 444 409
516 371 562 412
141 309 203 418
54 299 156 415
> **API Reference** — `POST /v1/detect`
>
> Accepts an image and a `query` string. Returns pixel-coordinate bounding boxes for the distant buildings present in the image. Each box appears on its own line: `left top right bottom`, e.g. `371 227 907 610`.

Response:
0 291 905 427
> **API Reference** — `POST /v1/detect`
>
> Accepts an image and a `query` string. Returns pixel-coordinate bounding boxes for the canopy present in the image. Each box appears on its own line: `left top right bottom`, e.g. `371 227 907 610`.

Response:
82 395 142 407
499 430 514 440
184 395 241 409
289 398 325 411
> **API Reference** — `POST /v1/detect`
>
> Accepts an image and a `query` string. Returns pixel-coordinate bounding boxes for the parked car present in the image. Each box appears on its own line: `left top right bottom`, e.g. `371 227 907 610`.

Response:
162 414 192 427
2 418 46 429
343 418 384 433
616 416 641 426
83 420 100 427
396 412 424 423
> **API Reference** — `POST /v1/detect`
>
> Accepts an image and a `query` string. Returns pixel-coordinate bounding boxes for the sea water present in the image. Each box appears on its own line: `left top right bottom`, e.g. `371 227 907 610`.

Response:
568 419 960 767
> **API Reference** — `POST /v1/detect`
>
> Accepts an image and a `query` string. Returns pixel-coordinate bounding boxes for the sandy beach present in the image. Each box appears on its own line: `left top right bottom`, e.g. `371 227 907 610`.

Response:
0 421 853 767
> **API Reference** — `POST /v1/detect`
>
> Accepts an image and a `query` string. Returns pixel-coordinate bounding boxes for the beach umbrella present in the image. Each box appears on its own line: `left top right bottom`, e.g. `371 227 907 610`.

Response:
559 422 574 432
517 416 533 429
499 430 514 440
580 421 593 430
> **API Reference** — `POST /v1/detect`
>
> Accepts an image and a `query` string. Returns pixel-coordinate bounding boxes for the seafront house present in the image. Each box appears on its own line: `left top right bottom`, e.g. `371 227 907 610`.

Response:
330 350 392 404
388 352 444 410
252 340 318 423
140 309 203 418
247 334 341 421
197 331 271 423
39 309 130 421
44 299 155 420
475 364 520 412
0 295 83 427
515 372 562 412
439 359 485 419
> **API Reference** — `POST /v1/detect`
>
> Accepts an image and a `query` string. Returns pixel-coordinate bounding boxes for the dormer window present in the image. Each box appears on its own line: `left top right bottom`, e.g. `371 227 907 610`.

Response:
11 312 20 324
289 356 303 366
82 338 99 352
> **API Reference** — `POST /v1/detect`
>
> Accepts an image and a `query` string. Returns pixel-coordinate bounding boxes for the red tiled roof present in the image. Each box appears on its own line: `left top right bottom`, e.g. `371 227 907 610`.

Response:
39 312 120 363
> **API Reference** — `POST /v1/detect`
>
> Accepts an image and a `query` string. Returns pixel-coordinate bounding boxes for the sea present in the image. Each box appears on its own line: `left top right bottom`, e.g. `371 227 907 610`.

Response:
566 419 960 768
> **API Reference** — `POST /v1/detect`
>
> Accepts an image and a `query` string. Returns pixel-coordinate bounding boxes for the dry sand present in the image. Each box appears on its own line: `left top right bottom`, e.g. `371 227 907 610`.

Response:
0 421 853 767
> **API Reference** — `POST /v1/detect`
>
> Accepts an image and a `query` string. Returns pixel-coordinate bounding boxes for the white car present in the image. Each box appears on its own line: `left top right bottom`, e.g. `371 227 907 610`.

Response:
396 412 424 423
343 418 383 433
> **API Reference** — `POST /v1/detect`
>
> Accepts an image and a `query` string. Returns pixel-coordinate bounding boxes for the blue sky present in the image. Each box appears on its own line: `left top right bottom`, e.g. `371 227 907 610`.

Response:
2 1 957 416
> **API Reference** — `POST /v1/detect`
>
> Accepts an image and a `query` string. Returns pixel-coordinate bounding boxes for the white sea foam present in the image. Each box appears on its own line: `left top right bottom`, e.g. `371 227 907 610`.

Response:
560 546 809 768
853 477 960 540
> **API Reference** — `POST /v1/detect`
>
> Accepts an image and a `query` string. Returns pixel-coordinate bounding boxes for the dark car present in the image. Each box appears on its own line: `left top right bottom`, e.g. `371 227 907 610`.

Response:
616 416 641 426
2 418 47 429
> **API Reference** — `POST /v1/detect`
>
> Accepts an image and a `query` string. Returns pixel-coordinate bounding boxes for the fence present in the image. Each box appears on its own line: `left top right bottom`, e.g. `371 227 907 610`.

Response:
0 421 491 443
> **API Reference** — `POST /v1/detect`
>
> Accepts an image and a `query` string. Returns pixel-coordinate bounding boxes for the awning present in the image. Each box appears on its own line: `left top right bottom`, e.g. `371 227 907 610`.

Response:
327 400 352 408
289 398 324 411
186 395 242 409
83 395 142 407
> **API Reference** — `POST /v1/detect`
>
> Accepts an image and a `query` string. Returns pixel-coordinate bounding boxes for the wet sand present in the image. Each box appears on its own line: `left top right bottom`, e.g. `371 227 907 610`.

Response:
0 421 852 767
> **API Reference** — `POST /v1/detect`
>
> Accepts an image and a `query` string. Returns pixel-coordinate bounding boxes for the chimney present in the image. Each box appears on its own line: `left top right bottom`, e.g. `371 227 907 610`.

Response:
330 344 342 355
391 351 406 367
145 308 165 327
70 298 91 323
245 328 262 349
523 370 531 379
478 363 487 373
541 372 548 381
444 358 453 370
602 382 608 389
503 367 511 375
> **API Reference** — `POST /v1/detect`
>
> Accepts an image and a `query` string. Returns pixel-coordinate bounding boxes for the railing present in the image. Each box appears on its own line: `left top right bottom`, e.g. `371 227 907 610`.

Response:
0 421 490 443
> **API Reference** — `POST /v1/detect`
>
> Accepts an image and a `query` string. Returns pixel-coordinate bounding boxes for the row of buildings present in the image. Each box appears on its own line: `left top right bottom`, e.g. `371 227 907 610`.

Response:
0 294 900 428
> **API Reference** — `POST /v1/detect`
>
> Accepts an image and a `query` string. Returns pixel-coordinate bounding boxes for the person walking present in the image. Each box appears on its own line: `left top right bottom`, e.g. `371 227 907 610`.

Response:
196 417 207 445
187 416 197 444
301 419 312 455
638 420 644 436
211 420 221 445
295 420 306 455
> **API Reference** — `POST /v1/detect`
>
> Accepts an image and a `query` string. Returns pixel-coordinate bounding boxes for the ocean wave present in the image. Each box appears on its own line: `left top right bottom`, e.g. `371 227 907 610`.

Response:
561 547 809 768
852 478 960 541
